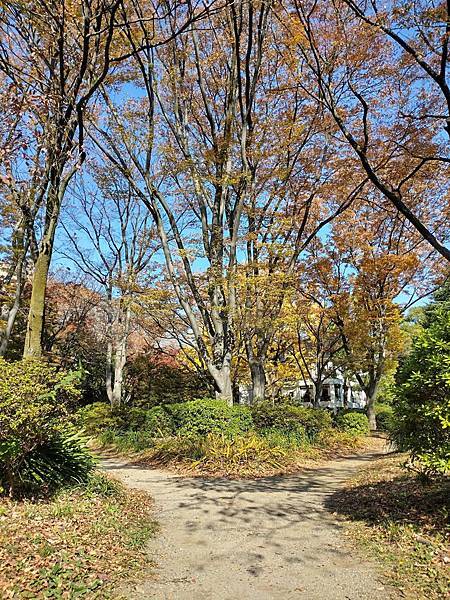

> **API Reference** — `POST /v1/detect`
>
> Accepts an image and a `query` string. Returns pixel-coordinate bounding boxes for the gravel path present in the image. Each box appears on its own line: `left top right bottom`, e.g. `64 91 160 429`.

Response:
103 452 396 600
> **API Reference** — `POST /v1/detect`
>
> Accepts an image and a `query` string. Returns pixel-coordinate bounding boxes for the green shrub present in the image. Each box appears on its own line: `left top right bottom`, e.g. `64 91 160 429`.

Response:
251 402 332 440
76 402 126 434
14 428 95 495
375 403 395 432
0 358 93 496
392 299 450 476
97 429 155 452
336 411 370 436
166 398 253 437
0 357 80 431
77 404 175 437
143 406 175 436
127 407 148 430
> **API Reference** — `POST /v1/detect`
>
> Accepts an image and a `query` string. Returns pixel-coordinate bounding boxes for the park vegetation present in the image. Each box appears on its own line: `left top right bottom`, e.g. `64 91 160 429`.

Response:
0 0 449 597
80 397 370 476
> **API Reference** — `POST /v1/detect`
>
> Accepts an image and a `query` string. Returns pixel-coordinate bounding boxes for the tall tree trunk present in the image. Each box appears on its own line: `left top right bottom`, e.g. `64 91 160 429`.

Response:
111 305 131 408
0 292 21 357
23 247 51 357
112 356 125 407
313 380 323 408
0 257 26 357
343 377 349 408
354 369 379 430
210 358 233 405
23 194 60 358
366 380 379 430
22 161 77 358
249 359 266 403
105 283 115 407
0 224 29 356
106 339 114 406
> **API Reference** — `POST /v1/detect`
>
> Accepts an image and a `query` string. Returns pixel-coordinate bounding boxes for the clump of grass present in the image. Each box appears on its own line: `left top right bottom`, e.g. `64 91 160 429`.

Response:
328 454 450 599
142 432 289 476
259 427 310 450
193 432 289 475
138 432 318 477
0 472 156 599
314 428 365 454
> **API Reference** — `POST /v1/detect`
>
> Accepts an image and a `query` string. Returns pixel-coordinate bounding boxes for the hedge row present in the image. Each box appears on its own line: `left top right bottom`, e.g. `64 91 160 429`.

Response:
77 399 253 438
77 398 350 441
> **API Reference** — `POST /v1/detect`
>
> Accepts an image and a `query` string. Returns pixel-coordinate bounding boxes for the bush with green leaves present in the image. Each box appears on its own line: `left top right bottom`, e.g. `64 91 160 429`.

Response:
77 403 176 438
166 398 253 437
143 406 175 436
76 402 126 434
392 299 450 476
0 358 94 496
14 427 96 495
126 407 148 430
251 402 332 440
98 428 156 452
375 403 395 432
336 411 370 436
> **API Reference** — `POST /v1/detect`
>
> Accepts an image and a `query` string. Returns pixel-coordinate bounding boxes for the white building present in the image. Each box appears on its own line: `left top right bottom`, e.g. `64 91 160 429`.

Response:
239 372 366 410
278 376 366 409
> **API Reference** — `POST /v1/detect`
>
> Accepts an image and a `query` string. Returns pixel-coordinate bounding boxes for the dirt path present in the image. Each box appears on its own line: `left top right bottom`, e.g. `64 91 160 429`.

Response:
103 452 395 600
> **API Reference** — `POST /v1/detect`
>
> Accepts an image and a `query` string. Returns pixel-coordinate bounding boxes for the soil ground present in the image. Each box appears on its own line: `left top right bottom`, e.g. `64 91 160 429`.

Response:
103 446 398 600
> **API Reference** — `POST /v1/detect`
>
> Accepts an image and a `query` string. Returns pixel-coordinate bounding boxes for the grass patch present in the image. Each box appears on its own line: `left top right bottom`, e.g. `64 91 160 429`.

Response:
327 454 450 599
0 473 157 599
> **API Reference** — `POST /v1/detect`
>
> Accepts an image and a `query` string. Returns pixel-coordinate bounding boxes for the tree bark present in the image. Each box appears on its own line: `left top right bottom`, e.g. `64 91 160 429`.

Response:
111 305 131 408
23 245 52 357
343 377 349 408
112 358 125 407
106 338 114 407
0 220 30 356
23 181 67 358
105 280 114 405
0 255 26 357
210 360 233 406
313 380 323 408
366 380 379 430
0 292 21 357
249 360 266 403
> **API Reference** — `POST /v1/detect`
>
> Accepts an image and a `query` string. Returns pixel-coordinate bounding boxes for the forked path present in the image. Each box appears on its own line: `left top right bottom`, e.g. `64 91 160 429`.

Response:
103 451 396 600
